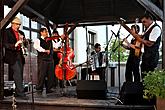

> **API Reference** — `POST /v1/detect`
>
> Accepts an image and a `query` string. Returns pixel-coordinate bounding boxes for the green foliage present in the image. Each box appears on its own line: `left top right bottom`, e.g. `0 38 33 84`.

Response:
104 39 128 62
143 69 165 99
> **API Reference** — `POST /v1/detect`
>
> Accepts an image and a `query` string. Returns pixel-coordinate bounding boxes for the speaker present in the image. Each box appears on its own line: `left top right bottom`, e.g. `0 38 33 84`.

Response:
76 80 107 99
119 82 143 105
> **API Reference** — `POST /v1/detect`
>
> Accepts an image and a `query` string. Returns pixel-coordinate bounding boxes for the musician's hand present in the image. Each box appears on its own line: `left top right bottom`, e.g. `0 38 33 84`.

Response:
122 38 131 48
15 40 22 47
45 50 50 54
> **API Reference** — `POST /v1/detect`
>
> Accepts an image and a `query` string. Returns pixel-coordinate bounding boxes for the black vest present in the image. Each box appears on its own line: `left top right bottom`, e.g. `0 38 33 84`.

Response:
142 23 161 66
37 38 53 60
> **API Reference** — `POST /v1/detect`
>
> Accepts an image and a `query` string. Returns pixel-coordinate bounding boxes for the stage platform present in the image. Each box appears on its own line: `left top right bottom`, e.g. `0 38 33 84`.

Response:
0 86 155 110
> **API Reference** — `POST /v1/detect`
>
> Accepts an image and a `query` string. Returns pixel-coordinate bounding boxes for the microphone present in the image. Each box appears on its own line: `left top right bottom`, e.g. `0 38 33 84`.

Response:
120 17 126 22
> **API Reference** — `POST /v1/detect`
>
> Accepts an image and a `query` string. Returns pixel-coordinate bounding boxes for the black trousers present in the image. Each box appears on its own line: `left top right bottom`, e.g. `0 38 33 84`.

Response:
91 67 106 81
37 59 54 91
125 55 140 82
10 56 24 96
141 53 159 79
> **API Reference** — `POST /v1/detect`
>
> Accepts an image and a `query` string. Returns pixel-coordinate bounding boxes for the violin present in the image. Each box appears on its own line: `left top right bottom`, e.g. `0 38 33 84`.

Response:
45 35 61 42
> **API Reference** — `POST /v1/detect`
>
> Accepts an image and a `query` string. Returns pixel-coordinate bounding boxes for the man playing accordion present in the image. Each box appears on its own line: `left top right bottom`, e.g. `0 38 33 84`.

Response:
90 43 106 81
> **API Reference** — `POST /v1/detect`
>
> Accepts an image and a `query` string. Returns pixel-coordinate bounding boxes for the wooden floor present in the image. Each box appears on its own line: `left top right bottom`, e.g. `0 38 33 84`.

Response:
0 85 155 110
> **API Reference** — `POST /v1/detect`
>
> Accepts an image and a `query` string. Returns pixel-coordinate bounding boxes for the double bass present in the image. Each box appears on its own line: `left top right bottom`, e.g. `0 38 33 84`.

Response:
55 32 77 80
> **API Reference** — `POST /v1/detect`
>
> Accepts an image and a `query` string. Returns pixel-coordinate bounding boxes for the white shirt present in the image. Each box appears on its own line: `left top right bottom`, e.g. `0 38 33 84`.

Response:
144 22 161 42
141 22 161 53
33 36 61 52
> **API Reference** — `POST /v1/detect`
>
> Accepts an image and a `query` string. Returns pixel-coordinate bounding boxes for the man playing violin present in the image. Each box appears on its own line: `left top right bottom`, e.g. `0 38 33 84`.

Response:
34 28 60 94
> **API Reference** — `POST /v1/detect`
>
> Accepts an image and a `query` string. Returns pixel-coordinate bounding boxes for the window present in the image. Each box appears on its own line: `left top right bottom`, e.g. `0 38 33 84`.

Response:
23 30 30 39
88 30 96 51
22 16 29 27
31 21 38 29
21 14 40 54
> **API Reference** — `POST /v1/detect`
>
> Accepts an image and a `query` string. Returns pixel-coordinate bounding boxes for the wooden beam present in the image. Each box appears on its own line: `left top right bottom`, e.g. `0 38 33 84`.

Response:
0 0 30 29
67 23 78 35
0 0 4 100
137 0 163 20
22 5 54 28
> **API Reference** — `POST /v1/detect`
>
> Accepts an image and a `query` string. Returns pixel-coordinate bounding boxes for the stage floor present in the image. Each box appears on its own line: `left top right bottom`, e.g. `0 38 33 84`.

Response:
3 86 119 104
1 86 155 110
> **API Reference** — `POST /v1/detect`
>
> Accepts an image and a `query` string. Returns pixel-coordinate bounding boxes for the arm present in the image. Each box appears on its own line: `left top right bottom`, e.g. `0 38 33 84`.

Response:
142 26 161 47
33 39 50 54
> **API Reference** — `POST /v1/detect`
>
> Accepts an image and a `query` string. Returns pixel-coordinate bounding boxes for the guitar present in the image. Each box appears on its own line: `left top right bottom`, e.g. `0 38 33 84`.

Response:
118 20 143 57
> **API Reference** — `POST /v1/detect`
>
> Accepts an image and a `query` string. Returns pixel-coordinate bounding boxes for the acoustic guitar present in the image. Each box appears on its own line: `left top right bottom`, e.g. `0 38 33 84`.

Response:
118 20 143 57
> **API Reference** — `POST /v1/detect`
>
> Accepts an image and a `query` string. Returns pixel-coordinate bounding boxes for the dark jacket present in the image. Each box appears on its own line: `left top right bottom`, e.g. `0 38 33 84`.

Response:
3 27 25 65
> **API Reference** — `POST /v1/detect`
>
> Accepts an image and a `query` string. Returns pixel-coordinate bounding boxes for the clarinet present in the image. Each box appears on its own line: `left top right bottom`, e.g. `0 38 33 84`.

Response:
12 83 17 110
21 40 27 56
19 34 28 56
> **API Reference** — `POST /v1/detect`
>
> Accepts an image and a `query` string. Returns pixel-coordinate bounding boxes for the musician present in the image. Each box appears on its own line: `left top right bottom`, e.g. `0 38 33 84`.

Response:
51 29 63 88
33 28 57 94
3 17 28 99
122 25 141 82
91 43 106 80
140 13 161 79
53 29 76 86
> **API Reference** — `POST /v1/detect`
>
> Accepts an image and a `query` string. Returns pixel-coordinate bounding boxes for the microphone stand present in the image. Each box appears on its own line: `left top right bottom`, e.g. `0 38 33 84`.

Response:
112 34 130 53
12 83 17 110
109 30 118 61
107 27 123 104
104 29 113 82
85 26 90 80
116 24 121 91
28 39 35 110
110 25 122 92
104 31 113 54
